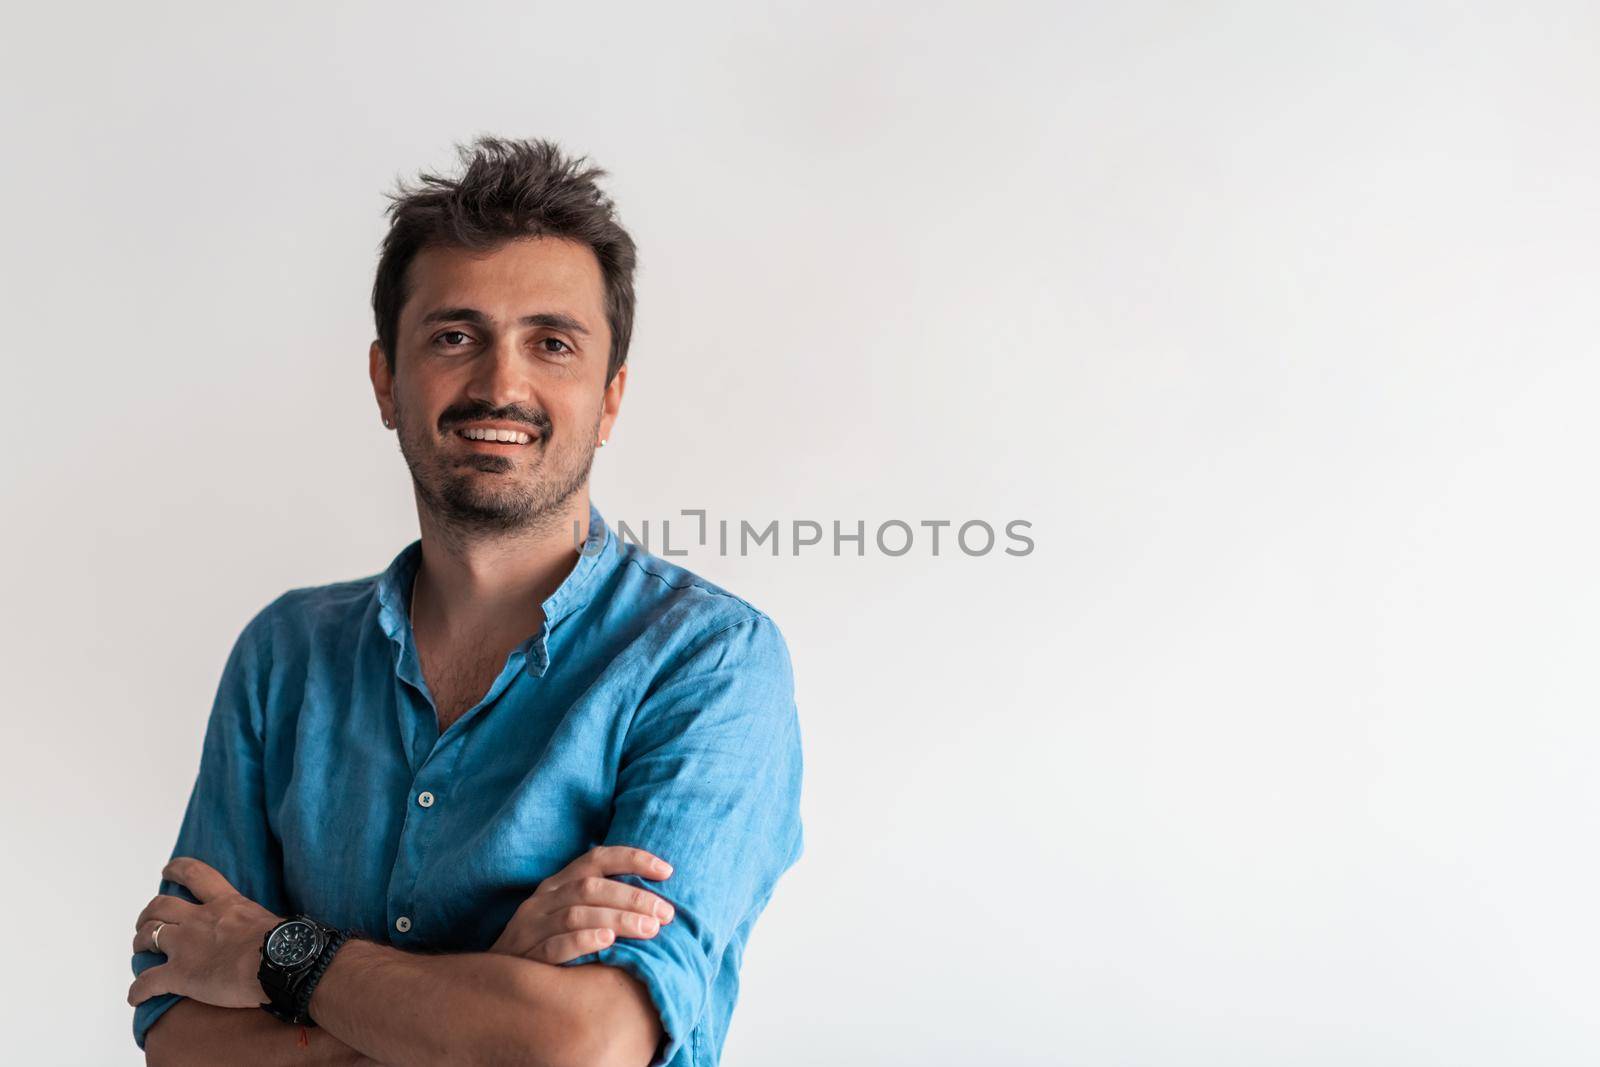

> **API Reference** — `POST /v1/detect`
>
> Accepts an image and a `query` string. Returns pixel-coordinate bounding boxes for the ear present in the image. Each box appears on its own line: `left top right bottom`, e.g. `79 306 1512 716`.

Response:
599 364 627 444
370 340 396 427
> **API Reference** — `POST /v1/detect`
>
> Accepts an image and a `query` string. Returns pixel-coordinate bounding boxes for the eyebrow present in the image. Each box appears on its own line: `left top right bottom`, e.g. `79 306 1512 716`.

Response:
419 307 591 336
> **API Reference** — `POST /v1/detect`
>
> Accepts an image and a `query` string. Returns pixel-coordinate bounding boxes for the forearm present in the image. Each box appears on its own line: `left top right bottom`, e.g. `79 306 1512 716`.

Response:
144 998 375 1067
306 938 634 1067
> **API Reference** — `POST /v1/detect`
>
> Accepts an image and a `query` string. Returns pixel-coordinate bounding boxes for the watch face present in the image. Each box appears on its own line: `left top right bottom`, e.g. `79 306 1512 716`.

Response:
266 920 319 968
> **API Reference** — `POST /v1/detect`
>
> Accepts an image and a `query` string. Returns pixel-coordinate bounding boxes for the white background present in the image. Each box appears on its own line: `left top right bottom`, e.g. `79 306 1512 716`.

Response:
3 2 1598 1063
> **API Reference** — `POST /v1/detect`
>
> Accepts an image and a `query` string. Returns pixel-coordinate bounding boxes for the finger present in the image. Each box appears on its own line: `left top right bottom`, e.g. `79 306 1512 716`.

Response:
528 927 615 965
492 897 657 960
161 857 237 903
135 895 200 933
132 919 181 955
566 846 673 882
556 905 662 939
127 964 174 1006
553 876 676 923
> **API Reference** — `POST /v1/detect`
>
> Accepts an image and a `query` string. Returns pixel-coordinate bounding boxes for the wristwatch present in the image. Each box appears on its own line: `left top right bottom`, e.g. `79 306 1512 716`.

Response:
258 914 353 1026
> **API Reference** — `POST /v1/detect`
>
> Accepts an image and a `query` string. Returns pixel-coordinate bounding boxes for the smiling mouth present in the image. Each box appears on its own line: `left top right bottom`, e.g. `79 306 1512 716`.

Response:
455 428 538 447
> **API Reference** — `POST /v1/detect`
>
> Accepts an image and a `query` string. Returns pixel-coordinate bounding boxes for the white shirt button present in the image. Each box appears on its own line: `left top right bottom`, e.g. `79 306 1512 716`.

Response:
417 791 435 808
395 916 412 933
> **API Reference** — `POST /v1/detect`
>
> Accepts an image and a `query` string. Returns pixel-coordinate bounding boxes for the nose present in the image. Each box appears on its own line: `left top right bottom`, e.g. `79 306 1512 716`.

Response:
464 333 534 410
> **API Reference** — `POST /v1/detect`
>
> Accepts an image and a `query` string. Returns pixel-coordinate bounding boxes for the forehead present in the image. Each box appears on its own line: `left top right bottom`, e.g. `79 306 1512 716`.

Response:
401 236 606 328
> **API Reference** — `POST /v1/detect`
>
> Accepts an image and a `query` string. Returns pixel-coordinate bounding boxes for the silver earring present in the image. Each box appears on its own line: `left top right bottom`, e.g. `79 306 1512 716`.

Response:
384 416 393 429
598 437 607 448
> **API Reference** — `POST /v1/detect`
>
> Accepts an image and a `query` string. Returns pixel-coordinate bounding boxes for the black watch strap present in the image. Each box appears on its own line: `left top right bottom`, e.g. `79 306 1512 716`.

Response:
296 927 352 1026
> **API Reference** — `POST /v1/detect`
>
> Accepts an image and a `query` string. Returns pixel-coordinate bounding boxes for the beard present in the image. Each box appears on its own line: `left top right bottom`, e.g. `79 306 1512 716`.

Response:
394 399 599 537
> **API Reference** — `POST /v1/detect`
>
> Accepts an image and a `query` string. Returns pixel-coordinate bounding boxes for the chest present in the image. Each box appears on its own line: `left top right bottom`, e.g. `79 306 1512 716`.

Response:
271 672 620 951
262 588 671 953
415 636 512 732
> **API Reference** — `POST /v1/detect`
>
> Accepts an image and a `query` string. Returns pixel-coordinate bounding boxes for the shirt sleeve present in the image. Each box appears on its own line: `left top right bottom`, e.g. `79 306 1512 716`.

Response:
559 612 806 1067
131 600 293 1051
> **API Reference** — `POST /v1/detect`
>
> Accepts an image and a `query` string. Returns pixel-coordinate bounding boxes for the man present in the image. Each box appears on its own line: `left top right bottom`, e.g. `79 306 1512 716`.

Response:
127 136 806 1067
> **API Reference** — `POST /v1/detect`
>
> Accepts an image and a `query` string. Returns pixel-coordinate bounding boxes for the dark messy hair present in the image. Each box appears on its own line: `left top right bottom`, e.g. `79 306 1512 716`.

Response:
371 135 638 384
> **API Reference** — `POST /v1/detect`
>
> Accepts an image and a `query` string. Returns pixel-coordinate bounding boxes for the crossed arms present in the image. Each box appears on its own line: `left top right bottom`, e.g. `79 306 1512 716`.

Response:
133 845 678 1067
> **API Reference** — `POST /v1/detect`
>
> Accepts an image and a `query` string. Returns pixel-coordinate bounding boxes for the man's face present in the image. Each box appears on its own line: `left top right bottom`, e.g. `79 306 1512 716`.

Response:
370 236 625 535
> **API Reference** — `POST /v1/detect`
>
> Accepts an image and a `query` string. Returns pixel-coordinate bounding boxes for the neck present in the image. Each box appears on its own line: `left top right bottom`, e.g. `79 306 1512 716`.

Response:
409 491 592 642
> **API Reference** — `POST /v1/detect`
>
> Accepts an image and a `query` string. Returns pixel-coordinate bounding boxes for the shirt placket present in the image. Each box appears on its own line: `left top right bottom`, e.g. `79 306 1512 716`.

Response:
385 725 469 943
384 639 537 945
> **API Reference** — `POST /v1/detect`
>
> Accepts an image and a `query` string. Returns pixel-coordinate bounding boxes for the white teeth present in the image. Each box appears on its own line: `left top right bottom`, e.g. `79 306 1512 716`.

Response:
460 427 533 444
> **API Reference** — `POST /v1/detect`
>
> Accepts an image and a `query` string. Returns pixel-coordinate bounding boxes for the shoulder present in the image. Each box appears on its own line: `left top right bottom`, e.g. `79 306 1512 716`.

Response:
607 539 775 632
600 540 796 678
231 567 389 657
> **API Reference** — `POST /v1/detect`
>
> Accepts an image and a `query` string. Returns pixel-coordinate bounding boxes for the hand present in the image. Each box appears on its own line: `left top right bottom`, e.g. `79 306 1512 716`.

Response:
488 845 677 964
127 857 283 1010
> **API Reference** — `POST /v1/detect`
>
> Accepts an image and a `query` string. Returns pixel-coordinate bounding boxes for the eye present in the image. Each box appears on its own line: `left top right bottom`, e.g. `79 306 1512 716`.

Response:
434 329 474 348
538 337 575 357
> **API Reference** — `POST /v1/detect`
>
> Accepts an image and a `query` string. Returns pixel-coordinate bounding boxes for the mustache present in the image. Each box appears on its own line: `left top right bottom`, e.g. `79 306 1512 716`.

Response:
439 405 552 436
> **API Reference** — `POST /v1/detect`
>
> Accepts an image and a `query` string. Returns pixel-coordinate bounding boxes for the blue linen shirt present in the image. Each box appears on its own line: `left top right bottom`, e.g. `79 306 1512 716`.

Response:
130 501 805 1066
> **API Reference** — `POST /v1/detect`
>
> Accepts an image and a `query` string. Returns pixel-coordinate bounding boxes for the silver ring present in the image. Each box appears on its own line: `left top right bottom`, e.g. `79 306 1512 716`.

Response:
152 921 167 953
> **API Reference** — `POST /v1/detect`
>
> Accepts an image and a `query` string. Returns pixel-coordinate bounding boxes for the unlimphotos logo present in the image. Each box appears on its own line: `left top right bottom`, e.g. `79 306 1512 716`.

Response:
574 510 1035 558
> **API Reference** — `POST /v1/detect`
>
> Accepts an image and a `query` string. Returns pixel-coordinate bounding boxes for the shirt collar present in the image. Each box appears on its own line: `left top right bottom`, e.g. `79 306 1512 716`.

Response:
374 500 618 678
